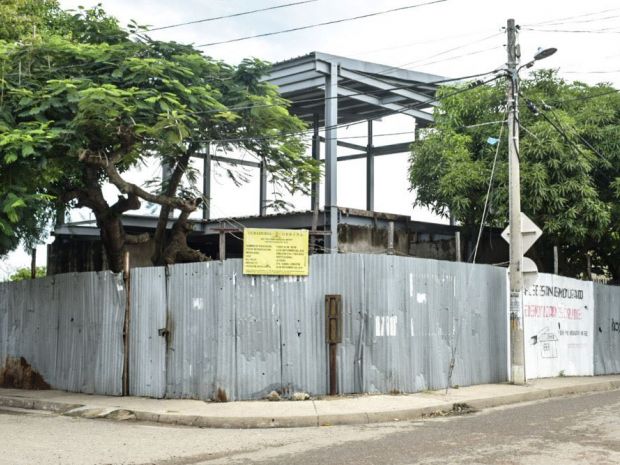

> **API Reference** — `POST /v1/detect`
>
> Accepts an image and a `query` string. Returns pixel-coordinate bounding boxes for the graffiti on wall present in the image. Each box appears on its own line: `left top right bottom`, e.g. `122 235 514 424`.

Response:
523 274 594 379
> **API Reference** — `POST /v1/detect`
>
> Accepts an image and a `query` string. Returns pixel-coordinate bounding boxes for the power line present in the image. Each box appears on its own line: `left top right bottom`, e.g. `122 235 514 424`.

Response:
357 29 498 57
413 45 503 68
195 74 504 145
196 0 449 47
524 7 620 27
394 32 502 69
542 88 619 105
4 50 503 131
146 0 318 32
473 113 506 264
522 27 620 34
537 13 620 27
210 118 507 147
522 95 608 165
562 69 620 74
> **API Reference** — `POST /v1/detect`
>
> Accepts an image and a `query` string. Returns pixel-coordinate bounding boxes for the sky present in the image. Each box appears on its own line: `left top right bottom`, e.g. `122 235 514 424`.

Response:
3 0 620 277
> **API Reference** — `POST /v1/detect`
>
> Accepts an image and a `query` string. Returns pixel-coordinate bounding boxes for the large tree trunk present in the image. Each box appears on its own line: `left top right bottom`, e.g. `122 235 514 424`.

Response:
71 167 144 273
152 151 194 264
160 201 209 265
78 149 209 270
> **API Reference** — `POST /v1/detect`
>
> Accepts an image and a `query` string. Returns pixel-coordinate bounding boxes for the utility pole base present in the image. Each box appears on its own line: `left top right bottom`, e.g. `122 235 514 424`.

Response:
511 365 525 385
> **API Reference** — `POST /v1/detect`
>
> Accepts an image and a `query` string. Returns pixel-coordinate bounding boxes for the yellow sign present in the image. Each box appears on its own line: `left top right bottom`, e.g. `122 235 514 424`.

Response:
243 228 309 276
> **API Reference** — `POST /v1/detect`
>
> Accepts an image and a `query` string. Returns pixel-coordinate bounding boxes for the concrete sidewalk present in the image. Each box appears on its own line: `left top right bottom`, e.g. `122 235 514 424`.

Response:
2 375 619 429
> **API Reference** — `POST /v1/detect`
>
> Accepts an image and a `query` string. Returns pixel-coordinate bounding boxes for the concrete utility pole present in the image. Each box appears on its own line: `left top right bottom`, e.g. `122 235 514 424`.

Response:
506 18 526 385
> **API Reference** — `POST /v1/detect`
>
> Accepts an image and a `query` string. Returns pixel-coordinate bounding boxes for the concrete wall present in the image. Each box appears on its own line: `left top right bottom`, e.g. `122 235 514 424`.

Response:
337 224 409 255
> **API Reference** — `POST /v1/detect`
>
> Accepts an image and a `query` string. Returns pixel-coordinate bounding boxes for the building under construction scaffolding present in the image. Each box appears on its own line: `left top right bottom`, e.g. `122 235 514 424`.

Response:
48 52 508 274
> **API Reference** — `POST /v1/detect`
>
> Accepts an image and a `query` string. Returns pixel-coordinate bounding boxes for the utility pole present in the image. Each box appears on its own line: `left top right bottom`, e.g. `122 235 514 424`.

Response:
506 18 526 385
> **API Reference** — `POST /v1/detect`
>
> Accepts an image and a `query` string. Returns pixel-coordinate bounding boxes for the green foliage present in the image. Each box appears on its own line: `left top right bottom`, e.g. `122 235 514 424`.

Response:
0 3 317 262
8 266 46 281
409 71 620 279
0 0 62 41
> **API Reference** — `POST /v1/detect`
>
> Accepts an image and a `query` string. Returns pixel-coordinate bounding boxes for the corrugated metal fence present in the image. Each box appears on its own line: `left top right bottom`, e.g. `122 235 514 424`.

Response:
129 254 509 400
594 283 620 375
1 255 618 400
0 271 124 395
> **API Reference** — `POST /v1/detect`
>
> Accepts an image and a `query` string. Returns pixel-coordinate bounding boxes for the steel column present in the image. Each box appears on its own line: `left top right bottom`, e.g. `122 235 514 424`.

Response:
259 160 268 216
202 144 211 221
325 62 339 253
366 120 374 211
311 113 321 211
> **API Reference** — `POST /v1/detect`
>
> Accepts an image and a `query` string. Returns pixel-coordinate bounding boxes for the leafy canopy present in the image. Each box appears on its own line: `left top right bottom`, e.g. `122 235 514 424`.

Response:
0 2 318 262
409 70 620 278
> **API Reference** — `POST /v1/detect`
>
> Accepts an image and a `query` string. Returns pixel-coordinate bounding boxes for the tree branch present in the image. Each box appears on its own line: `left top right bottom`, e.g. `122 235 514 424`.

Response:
79 149 197 212
125 232 151 244
111 193 141 214
153 149 196 263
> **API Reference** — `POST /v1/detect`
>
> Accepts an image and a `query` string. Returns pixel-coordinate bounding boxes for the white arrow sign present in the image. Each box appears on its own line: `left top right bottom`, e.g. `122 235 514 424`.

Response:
501 213 543 254
522 257 539 290
506 257 539 290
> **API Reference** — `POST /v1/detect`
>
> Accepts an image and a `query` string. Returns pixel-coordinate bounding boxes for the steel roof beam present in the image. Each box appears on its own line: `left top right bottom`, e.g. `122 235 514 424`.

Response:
276 76 325 95
336 141 413 161
319 136 366 152
338 68 438 107
210 155 261 168
336 86 433 122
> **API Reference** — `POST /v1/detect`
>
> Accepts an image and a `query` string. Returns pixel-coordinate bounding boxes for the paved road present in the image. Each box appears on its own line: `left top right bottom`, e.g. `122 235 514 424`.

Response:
1 390 619 465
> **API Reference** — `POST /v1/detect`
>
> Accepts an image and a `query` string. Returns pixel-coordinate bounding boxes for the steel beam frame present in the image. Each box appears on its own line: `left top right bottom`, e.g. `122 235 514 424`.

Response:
202 144 211 220
366 120 374 211
325 63 339 253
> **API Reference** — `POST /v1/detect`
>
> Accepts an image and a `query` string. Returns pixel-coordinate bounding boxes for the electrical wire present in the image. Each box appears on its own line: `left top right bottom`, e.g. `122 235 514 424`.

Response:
412 45 503 68
472 114 506 264
522 27 620 34
188 77 503 145
358 29 499 57
524 7 620 27
536 13 620 27
394 32 502 69
196 0 449 47
4 60 504 149
562 69 620 74
146 0 318 32
543 88 619 105
543 102 609 163
521 93 610 168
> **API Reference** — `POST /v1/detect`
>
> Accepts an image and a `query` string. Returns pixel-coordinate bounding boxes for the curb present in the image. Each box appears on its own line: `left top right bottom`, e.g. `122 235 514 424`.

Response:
1 380 619 429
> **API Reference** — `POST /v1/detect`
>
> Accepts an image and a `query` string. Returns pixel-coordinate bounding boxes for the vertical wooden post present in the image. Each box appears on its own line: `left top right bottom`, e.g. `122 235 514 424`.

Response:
219 230 226 261
122 251 131 396
30 248 37 279
387 221 395 255
325 295 342 396
553 246 559 275
329 343 338 396
455 232 462 262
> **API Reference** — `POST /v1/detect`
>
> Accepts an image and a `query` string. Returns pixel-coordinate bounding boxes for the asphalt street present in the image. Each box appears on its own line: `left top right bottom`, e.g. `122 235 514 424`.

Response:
1 389 619 465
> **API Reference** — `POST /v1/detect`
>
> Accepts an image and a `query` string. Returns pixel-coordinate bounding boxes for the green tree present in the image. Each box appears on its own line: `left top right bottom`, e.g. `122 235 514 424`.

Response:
0 4 318 272
8 266 46 281
409 71 620 281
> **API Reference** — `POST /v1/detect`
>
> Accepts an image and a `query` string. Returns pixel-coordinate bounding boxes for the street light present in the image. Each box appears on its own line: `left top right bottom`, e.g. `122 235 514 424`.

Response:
522 47 557 70
533 47 557 61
